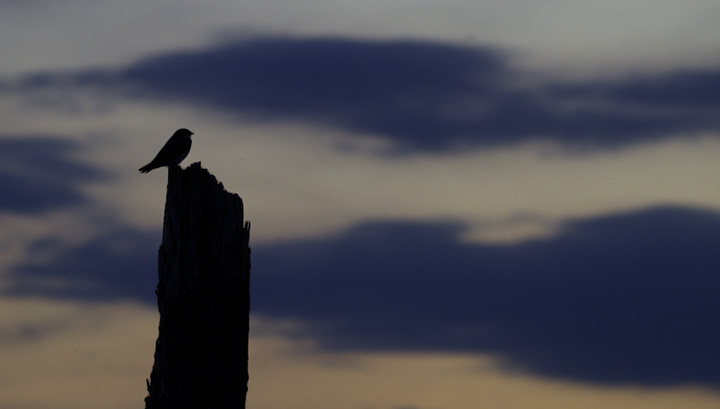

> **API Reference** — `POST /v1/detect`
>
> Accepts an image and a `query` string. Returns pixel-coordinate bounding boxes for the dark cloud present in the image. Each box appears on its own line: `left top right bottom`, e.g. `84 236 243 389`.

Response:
251 207 720 387
6 206 720 387
0 136 107 213
7 229 159 302
551 70 720 109
5 36 720 152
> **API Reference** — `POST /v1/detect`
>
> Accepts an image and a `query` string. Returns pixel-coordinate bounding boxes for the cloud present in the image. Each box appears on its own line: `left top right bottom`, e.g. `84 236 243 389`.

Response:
551 69 720 109
251 206 720 387
6 229 159 303
5 36 720 152
0 136 108 214
7 205 720 387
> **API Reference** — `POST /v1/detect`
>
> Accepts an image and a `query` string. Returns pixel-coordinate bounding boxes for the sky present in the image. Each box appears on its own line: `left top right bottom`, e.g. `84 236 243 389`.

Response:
1 1 720 408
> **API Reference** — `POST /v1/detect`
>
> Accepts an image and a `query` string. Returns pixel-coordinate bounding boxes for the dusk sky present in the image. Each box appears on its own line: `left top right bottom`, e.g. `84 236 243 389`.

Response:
2 1 720 408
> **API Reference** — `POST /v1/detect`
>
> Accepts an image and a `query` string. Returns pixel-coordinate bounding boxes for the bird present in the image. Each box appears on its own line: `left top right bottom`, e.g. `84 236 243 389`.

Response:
139 128 194 173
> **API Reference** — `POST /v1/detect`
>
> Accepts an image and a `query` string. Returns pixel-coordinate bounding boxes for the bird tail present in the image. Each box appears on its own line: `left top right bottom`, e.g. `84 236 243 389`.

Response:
138 163 155 173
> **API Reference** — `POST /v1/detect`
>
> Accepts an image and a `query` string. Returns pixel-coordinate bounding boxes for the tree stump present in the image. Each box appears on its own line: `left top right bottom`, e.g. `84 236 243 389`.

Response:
145 162 251 409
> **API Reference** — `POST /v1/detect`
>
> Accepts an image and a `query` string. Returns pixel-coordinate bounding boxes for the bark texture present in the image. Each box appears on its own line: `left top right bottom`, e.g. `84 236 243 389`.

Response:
145 162 251 409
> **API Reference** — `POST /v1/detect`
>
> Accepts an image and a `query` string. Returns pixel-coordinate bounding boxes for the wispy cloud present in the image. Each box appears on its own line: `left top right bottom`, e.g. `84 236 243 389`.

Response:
252 206 720 387
0 136 108 214
6 229 158 302
9 205 720 387
4 36 720 152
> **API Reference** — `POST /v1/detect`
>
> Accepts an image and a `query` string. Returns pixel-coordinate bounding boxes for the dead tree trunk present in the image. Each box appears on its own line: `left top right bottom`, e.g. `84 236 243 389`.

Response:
145 162 251 409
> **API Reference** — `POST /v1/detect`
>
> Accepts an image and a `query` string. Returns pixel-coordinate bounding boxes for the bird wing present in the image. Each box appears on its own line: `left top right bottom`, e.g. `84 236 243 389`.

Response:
149 136 192 167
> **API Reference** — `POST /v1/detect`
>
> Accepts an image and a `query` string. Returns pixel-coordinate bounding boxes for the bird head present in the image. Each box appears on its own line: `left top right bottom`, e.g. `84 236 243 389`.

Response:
175 128 194 138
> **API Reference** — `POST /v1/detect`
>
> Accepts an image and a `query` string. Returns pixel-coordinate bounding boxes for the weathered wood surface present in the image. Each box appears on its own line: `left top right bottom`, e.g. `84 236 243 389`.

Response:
145 162 251 409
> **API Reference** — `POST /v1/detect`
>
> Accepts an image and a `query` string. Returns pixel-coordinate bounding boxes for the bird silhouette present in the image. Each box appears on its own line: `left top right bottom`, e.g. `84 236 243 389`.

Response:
139 128 193 173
